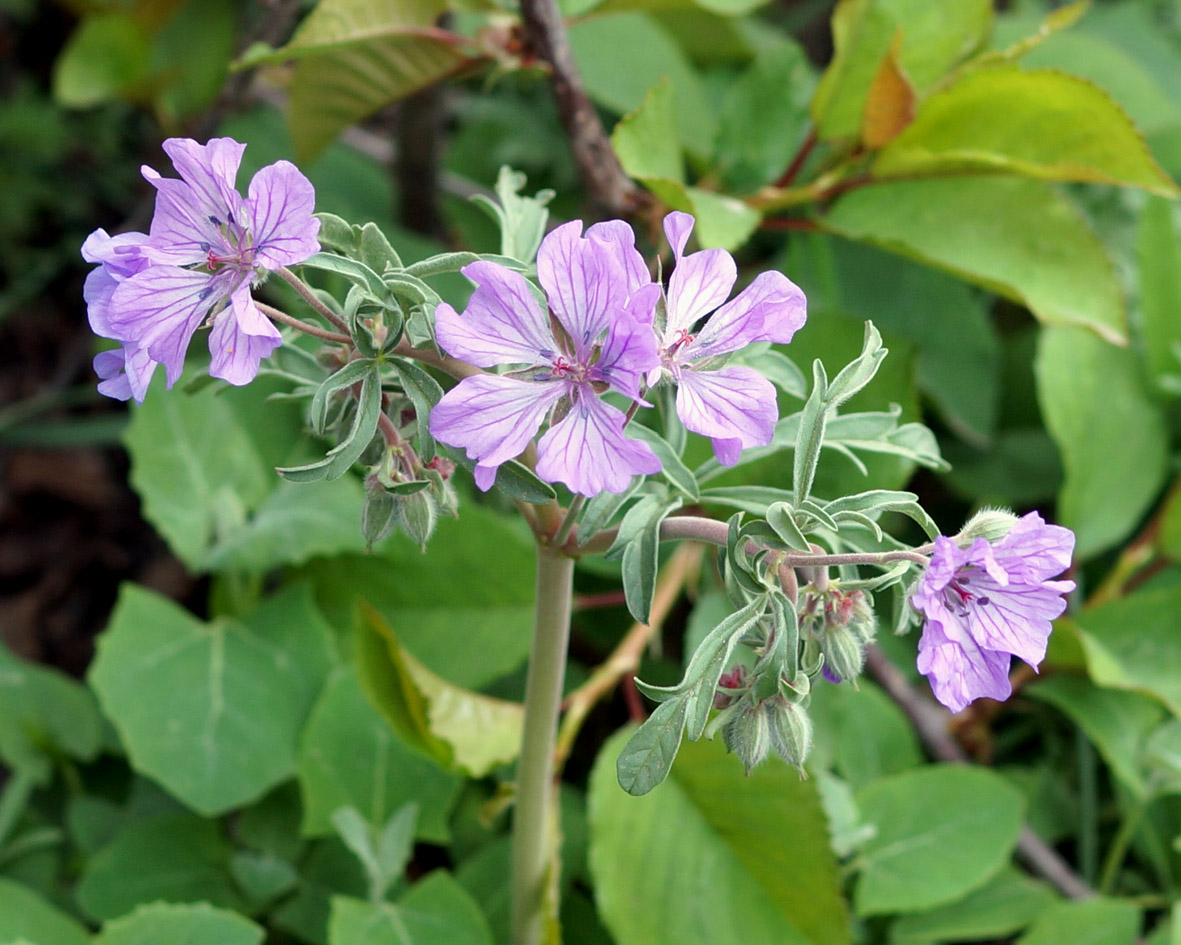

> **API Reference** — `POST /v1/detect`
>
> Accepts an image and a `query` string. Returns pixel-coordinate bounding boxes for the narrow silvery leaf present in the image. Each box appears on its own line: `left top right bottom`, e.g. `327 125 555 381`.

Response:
617 697 688 796
310 359 375 436
493 460 557 504
276 457 332 483
391 357 444 462
793 360 828 505
578 479 643 543
700 485 797 515
742 347 808 399
797 498 839 532
313 212 355 253
359 222 403 273
470 165 554 263
832 509 884 541
682 597 767 741
403 251 532 278
326 366 383 480
628 424 699 501
622 497 683 624
301 252 390 301
605 492 666 559
766 591 800 681
766 502 811 551
824 320 886 408
384 271 441 309
826 490 940 539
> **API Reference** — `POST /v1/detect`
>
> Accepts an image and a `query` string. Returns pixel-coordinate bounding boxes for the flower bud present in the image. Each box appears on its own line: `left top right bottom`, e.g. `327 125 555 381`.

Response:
956 507 1019 544
400 489 437 550
767 696 812 775
819 622 866 685
713 664 748 710
722 699 771 774
361 475 401 550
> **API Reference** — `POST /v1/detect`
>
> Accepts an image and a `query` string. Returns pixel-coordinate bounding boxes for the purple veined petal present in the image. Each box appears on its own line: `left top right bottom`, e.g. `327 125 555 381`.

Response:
208 301 282 386
429 375 565 486
536 220 628 359
586 219 651 294
953 574 1068 669
436 262 557 367
685 270 807 360
665 245 736 340
916 608 1013 712
674 365 778 463
160 137 248 226
993 512 1076 582
142 176 222 266
710 436 743 466
93 343 159 403
226 283 276 338
109 267 220 385
663 211 695 261
84 266 121 338
595 308 660 401
535 386 661 496
625 282 662 325
247 160 321 270
81 229 150 272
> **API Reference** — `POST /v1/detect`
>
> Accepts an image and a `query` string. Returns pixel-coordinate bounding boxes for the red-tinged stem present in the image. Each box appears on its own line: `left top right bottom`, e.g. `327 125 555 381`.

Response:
257 302 351 344
775 127 818 188
277 267 351 334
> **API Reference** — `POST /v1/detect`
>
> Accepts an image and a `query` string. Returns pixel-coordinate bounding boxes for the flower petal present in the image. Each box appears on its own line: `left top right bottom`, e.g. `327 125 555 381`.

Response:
596 309 660 401
993 512 1076 583
429 375 564 486
94 345 158 404
666 246 736 339
109 267 221 385
535 388 660 496
436 262 556 367
587 219 651 294
916 608 1013 712
247 160 321 269
536 220 627 357
141 176 222 266
663 211 695 260
954 574 1068 669
686 270 807 360
160 137 247 225
674 365 778 463
208 288 282 386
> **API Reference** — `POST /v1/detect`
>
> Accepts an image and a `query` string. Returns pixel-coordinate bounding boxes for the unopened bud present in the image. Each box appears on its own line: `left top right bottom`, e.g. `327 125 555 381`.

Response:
767 697 812 775
713 664 748 710
956 507 1019 544
819 622 866 685
401 489 437 550
361 476 401 550
722 699 771 774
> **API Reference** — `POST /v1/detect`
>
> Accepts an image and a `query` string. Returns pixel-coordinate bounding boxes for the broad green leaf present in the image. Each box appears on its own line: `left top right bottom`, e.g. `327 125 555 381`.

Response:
1073 586 1181 719
355 605 524 777
52 13 150 107
1137 196 1181 390
826 177 1126 342
298 667 461 841
94 902 264 945
874 69 1177 195
591 732 850 945
90 584 337 815
1036 324 1168 558
570 13 716 155
329 872 493 945
124 383 270 571
0 642 102 783
1015 898 1140 945
811 0 992 140
889 868 1056 945
1029 675 1164 799
0 878 88 945
808 680 921 789
295 504 535 688
611 78 683 183
77 813 243 922
854 765 1024 915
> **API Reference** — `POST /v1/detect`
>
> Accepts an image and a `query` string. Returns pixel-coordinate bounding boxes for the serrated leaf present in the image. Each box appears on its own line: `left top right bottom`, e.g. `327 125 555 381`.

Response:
826 176 1127 342
874 68 1178 195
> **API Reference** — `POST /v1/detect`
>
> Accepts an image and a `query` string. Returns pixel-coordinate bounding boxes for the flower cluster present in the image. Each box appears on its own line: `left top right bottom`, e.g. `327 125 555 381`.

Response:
429 212 807 496
910 512 1075 712
83 138 320 402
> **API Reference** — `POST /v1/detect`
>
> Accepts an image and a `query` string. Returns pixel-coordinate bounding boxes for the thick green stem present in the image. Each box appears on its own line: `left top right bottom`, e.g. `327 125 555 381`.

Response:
512 548 576 945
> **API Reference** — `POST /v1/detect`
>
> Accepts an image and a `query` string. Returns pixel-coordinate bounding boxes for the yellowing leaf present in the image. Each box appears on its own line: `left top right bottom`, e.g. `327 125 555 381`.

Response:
860 32 915 149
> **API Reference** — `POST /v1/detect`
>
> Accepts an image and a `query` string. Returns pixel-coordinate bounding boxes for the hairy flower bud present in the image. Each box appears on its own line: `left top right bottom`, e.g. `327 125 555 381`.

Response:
955 507 1019 544
820 622 866 685
721 698 771 774
361 475 400 550
401 489 438 549
767 696 812 774
713 664 748 710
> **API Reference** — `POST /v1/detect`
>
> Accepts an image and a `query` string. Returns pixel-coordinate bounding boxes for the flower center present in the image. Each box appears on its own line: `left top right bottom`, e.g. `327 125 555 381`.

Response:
943 570 991 615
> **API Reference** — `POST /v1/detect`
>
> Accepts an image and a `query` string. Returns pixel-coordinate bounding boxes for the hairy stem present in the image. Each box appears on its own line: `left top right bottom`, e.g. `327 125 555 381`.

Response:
277 267 352 334
512 548 576 945
257 302 351 344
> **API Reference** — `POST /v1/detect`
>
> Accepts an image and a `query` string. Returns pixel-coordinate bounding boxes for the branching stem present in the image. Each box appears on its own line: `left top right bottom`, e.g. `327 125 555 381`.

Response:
277 266 352 334
257 302 351 344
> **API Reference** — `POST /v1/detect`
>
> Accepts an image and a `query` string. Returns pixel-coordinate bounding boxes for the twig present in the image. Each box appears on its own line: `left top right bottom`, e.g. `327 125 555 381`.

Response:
518 0 647 216
775 126 818 188
553 542 702 772
277 267 351 334
864 645 1095 900
256 302 351 344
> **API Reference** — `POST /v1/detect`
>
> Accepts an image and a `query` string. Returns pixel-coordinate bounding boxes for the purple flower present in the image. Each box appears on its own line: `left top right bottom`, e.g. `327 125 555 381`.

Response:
654 212 807 465
910 512 1076 713
428 220 661 496
88 137 320 397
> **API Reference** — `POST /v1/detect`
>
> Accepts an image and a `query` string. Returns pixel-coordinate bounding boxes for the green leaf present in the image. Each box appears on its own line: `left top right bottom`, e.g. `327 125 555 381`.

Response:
811 0 992 140
298 667 461 840
94 902 264 945
329 872 494 945
1073 586 1181 719
1036 325 1168 558
0 642 102 782
90 584 337 815
469 166 554 264
52 13 150 107
616 698 689 797
77 813 243 922
1029 674 1164 799
0 878 88 945
1015 898 1140 945
854 765 1024 915
1137 196 1181 390
621 498 682 624
355 604 524 777
325 365 383 479
826 177 1127 342
808 680 921 789
591 733 850 945
611 78 683 183
874 69 1178 195
391 358 443 462
487 459 558 504
889 868 1056 945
